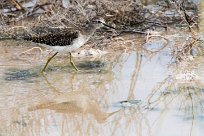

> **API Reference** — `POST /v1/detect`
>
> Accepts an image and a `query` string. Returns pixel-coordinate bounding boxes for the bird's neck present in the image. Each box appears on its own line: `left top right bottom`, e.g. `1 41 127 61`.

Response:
82 24 98 37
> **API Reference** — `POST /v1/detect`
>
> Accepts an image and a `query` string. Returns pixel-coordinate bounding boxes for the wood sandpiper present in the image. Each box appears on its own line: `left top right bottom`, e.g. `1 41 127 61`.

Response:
23 17 115 73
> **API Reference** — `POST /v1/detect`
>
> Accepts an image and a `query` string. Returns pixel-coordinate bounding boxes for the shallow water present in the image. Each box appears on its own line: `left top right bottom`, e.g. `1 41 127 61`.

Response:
0 0 204 135
0 35 203 136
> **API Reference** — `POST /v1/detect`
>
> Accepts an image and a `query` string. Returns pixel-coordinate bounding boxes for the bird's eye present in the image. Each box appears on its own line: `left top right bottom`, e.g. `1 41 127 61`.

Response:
97 20 101 23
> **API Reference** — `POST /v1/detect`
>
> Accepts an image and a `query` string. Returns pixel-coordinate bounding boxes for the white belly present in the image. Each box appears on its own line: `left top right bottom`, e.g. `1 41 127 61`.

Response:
44 35 88 52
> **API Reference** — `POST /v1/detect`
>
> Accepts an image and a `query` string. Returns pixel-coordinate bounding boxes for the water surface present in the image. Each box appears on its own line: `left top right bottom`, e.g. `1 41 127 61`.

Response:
0 1 204 135
0 35 203 136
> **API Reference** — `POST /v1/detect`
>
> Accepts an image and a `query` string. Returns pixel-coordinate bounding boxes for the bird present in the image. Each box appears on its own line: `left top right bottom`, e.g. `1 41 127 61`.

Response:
21 17 115 73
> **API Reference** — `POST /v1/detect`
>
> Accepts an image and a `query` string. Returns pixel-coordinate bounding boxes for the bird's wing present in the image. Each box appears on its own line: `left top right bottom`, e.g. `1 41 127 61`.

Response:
24 28 79 46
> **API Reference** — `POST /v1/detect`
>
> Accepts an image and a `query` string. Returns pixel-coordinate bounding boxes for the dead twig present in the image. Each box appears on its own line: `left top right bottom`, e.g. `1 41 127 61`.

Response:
11 0 26 12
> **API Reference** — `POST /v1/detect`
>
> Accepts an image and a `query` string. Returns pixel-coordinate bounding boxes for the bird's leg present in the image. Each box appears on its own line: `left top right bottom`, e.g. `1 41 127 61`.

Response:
41 52 58 73
69 52 79 71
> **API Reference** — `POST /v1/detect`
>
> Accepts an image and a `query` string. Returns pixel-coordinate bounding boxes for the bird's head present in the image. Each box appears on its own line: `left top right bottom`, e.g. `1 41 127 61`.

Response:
90 17 115 29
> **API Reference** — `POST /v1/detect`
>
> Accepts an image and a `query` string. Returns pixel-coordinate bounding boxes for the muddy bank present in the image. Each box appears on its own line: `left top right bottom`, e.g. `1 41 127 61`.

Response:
0 0 198 31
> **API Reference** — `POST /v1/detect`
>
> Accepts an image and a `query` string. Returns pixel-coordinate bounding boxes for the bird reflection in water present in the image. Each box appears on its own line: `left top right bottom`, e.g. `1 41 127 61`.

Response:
28 91 120 123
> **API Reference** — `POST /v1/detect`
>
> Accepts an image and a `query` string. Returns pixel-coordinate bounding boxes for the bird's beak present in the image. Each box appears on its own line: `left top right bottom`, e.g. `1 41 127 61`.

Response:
102 23 116 29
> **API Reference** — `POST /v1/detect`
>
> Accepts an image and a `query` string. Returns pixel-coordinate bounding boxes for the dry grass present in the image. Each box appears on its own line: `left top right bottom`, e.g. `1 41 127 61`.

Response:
0 0 202 61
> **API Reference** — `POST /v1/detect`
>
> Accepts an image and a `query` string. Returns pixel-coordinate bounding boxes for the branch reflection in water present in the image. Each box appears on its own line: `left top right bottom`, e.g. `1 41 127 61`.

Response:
29 74 121 124
0 32 203 136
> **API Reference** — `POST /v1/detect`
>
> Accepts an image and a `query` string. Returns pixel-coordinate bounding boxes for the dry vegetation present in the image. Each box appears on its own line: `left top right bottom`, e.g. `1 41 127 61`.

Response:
0 0 202 55
0 0 199 30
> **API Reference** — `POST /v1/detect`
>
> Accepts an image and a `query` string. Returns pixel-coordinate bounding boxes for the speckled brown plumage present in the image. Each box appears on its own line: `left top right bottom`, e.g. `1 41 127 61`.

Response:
24 30 79 46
